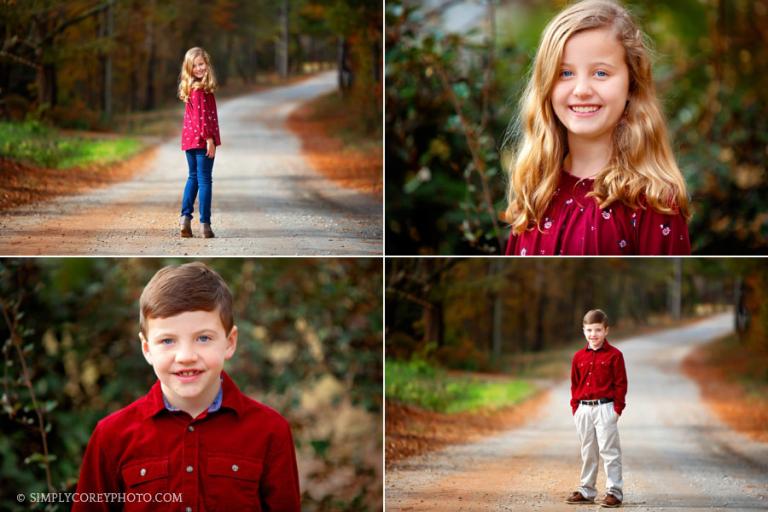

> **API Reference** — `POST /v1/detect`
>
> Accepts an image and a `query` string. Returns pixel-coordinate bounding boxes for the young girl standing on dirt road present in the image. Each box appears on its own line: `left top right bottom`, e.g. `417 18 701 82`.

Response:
178 47 221 238
504 0 691 255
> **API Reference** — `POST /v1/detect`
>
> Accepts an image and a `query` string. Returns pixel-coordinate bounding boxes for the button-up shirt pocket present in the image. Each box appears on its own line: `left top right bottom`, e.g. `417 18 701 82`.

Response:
121 457 170 511
206 454 263 511
594 359 611 386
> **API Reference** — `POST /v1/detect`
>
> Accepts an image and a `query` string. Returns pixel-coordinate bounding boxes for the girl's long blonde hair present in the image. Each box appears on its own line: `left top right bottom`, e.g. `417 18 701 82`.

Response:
178 47 218 103
505 0 690 234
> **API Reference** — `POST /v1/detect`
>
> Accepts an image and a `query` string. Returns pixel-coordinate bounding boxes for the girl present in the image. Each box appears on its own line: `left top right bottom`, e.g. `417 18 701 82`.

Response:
504 0 691 255
178 47 221 238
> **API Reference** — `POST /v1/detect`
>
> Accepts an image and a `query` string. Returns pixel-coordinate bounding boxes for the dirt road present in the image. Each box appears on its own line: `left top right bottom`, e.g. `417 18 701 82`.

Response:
386 314 768 511
0 71 381 255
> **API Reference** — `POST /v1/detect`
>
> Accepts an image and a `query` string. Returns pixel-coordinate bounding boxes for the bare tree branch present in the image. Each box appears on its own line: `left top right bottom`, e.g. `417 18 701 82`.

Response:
432 59 504 250
0 294 55 492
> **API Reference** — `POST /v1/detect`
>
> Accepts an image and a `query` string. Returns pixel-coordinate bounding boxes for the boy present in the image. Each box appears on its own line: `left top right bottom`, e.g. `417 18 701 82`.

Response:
74 262 301 511
566 309 627 508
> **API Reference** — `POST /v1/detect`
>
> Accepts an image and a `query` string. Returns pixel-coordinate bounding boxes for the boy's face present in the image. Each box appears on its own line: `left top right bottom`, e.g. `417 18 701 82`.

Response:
583 322 608 349
140 309 237 406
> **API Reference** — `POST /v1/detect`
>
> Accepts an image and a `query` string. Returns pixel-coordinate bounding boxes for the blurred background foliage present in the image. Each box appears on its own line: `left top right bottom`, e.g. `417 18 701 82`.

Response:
0 258 382 511
386 258 767 371
386 0 768 254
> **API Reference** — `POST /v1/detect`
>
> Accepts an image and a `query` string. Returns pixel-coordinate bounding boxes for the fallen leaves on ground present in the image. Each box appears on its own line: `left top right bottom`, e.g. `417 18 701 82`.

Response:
682 338 768 442
0 148 157 211
286 93 382 196
386 388 549 467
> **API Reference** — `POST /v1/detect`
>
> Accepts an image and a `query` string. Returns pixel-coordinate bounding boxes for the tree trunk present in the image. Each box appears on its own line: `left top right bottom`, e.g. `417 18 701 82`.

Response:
423 301 444 347
337 37 352 92
532 261 546 352
734 276 748 336
276 0 289 77
42 62 57 108
668 258 682 321
101 0 114 118
489 259 504 359
144 0 157 110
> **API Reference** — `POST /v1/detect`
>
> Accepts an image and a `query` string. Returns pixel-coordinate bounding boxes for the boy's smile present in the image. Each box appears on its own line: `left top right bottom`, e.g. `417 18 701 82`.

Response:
583 322 608 350
141 309 237 417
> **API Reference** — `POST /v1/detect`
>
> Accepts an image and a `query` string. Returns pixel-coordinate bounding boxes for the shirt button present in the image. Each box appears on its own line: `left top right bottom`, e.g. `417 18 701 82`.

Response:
140 468 146 476
186 465 194 473
232 464 239 472
188 425 195 432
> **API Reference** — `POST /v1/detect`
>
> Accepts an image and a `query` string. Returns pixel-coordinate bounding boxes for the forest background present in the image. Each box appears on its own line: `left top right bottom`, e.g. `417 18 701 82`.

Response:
386 0 767 254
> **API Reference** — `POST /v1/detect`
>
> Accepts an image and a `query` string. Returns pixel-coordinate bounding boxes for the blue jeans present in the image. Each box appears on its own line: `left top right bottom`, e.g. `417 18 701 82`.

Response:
181 148 214 224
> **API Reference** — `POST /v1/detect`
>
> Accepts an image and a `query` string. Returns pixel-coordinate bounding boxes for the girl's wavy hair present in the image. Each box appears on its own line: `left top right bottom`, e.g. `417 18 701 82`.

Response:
177 47 218 103
504 0 690 234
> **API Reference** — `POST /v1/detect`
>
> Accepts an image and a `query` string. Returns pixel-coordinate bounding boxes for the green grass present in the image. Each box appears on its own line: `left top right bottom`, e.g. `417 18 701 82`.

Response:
386 358 536 413
0 121 142 169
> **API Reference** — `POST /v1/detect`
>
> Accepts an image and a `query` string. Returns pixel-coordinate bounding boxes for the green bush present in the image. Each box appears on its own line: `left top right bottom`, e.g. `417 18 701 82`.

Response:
0 121 141 169
385 358 534 413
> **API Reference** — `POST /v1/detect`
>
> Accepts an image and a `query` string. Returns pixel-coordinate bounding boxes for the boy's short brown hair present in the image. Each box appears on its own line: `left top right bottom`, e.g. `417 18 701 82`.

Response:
583 309 609 327
139 262 233 336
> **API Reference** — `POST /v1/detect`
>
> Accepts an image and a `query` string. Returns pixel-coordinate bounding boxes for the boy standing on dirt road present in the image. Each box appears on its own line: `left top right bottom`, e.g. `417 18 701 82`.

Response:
566 309 628 508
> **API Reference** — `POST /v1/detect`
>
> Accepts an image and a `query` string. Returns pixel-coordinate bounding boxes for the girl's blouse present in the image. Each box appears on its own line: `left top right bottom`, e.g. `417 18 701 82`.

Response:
181 88 221 151
505 171 691 256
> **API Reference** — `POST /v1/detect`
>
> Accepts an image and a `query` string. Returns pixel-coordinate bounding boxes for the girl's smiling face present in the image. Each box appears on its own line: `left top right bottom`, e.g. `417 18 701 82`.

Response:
192 56 207 80
551 27 630 142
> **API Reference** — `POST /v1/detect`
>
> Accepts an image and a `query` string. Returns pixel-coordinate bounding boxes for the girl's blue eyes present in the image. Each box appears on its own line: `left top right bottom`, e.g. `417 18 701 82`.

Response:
559 70 609 78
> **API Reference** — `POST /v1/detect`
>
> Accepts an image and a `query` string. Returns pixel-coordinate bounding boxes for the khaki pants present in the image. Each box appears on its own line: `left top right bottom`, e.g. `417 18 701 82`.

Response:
573 402 623 501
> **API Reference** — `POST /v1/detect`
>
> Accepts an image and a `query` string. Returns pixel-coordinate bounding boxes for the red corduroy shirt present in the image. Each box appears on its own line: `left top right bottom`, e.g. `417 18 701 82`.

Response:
73 371 300 511
181 88 221 151
570 340 628 416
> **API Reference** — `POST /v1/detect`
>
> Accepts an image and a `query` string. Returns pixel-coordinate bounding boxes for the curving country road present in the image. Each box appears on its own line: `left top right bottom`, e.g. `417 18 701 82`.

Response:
386 313 768 511
0 71 382 255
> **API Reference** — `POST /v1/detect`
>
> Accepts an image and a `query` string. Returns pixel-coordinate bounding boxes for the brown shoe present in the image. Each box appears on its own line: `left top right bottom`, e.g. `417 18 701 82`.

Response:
180 216 193 238
565 492 594 504
202 223 215 238
600 494 622 508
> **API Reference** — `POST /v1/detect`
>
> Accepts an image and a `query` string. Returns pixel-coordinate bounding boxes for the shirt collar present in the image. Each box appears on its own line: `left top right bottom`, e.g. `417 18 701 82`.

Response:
143 371 243 419
585 339 610 352
162 378 223 413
